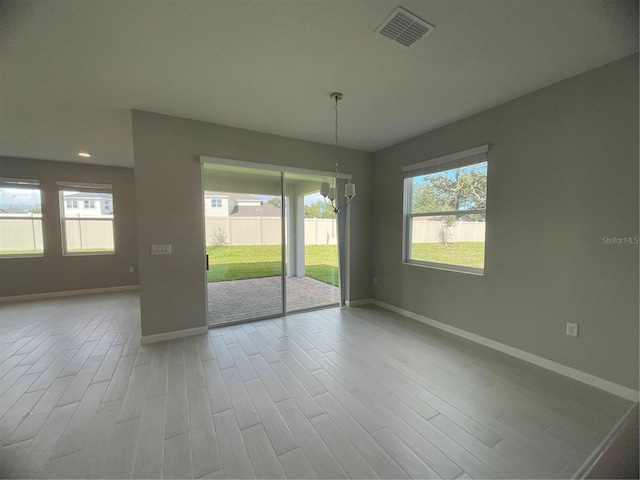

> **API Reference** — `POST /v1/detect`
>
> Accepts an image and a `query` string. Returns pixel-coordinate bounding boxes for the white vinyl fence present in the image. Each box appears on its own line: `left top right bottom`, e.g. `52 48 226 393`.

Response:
0 214 44 251
304 218 338 246
0 214 114 252
1 214 486 253
63 219 114 250
204 216 485 246
205 216 338 246
411 218 485 243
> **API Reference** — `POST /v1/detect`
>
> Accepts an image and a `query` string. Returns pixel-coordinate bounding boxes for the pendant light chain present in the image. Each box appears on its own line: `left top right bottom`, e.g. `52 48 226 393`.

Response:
320 92 355 213
334 94 339 150
334 94 339 176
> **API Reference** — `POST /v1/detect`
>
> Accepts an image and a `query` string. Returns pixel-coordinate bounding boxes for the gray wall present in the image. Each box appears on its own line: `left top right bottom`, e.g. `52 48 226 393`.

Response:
0 156 139 296
132 111 372 338
371 54 639 390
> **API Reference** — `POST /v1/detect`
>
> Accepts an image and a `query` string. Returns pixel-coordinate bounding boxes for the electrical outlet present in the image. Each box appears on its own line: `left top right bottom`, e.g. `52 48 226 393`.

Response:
373 277 378 285
129 266 134 273
566 322 579 337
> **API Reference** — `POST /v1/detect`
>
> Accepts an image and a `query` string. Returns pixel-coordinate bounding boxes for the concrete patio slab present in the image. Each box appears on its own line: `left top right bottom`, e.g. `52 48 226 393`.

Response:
207 276 340 326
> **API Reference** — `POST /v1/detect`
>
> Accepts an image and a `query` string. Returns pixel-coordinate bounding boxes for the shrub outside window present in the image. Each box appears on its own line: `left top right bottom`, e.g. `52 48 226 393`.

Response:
403 145 488 274
59 182 114 255
0 178 44 257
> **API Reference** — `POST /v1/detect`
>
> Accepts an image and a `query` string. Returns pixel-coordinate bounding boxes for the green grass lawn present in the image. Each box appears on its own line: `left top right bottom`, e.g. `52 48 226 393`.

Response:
206 244 339 286
305 245 339 286
0 249 43 256
411 242 484 268
67 248 114 253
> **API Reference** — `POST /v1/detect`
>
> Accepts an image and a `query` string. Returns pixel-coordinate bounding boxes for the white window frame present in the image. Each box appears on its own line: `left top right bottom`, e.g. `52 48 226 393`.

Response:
66 199 78 209
0 178 44 258
211 198 222 208
402 145 489 275
83 200 96 209
58 181 115 256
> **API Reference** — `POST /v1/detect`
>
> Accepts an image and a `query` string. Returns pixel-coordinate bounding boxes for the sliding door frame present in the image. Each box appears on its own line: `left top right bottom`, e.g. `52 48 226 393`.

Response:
200 156 352 324
280 172 287 317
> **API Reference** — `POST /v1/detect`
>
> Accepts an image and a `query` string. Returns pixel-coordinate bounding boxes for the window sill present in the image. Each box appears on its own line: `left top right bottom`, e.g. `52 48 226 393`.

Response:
0 254 45 259
404 259 484 276
63 251 116 257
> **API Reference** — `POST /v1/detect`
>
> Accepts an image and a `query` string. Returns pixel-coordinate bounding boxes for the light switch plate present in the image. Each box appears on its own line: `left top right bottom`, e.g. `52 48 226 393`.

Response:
151 244 171 255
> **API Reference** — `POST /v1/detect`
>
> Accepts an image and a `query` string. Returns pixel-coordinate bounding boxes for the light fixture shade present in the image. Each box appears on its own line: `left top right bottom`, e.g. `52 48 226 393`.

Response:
320 182 330 197
328 186 336 201
345 183 356 198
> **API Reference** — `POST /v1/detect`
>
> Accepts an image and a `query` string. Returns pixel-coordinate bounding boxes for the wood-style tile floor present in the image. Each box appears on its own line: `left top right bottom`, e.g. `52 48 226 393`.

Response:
0 292 632 479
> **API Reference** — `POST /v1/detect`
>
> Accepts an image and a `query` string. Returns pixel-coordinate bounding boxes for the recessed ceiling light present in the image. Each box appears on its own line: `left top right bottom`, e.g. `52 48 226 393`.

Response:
78 152 91 157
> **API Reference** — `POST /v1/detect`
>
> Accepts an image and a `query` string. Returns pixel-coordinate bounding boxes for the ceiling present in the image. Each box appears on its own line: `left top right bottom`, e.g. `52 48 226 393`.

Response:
1 0 637 168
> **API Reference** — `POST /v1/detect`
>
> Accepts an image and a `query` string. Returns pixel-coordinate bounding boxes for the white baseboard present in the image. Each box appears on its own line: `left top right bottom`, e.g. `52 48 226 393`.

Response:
0 285 140 303
363 299 638 402
140 325 208 345
345 298 374 307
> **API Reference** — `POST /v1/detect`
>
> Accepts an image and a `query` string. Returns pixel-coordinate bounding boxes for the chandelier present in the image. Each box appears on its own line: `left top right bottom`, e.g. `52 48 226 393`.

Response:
320 92 356 213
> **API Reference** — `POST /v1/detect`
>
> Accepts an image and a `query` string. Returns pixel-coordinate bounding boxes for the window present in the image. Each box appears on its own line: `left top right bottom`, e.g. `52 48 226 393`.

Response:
403 145 488 274
211 198 222 208
0 178 44 257
59 182 114 255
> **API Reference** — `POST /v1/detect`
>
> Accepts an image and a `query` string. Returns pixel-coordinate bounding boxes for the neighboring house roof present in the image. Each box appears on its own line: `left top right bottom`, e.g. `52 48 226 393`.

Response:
64 192 112 200
232 204 281 217
204 191 259 202
204 191 280 215
204 191 230 198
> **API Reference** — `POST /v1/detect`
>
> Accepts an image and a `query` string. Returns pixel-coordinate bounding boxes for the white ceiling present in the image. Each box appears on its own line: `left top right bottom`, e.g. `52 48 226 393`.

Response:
1 0 637 168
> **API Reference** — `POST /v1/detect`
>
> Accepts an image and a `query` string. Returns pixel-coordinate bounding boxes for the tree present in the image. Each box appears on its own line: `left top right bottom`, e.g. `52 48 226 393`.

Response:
413 164 487 213
2 205 26 214
209 226 227 246
304 200 334 219
413 164 487 246
28 205 42 214
267 197 281 209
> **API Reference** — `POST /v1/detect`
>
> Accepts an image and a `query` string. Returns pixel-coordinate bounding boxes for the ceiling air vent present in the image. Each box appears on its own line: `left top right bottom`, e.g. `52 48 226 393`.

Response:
376 7 434 48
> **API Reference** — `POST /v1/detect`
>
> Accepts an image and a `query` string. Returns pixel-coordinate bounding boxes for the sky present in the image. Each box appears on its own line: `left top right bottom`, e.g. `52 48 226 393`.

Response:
0 187 41 211
304 193 324 205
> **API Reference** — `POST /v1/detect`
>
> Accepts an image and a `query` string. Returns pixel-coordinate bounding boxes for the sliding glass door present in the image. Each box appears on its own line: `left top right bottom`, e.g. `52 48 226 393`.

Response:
203 162 343 326
203 163 284 325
